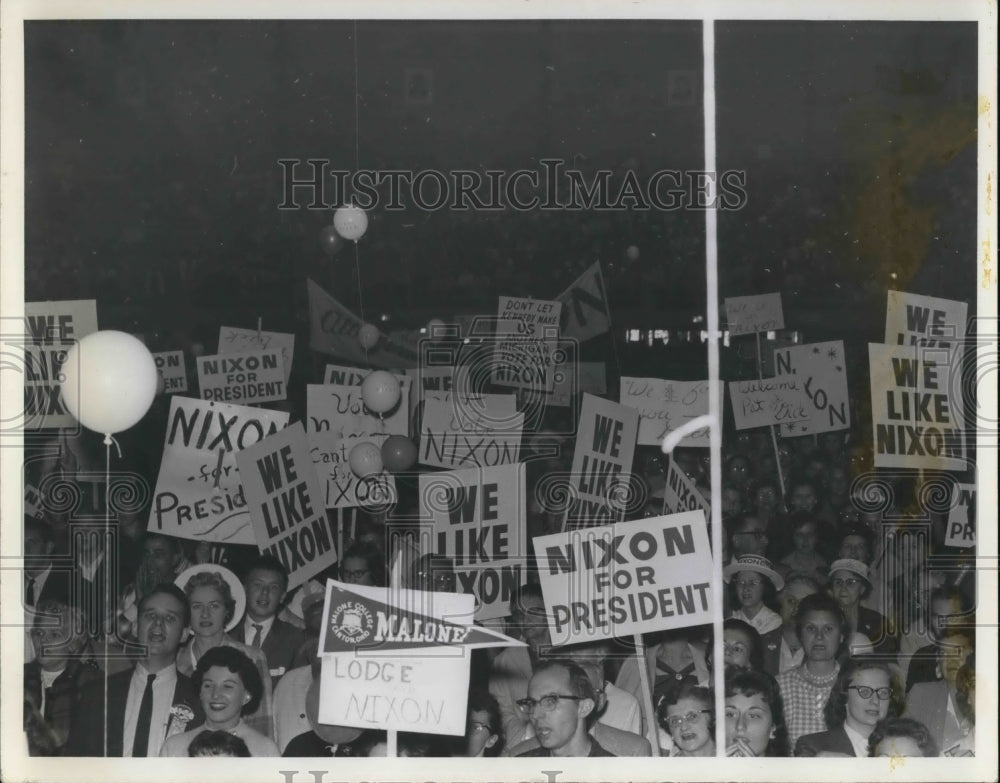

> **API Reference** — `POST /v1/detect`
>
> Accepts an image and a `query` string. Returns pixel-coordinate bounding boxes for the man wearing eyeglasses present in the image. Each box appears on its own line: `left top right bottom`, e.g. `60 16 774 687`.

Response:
514 660 613 757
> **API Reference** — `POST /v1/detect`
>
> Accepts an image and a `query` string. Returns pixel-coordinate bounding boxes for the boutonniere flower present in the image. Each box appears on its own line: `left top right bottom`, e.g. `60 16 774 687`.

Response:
166 703 195 737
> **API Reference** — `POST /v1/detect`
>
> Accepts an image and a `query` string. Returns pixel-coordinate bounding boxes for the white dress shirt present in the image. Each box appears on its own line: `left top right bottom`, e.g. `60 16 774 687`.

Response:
123 663 178 757
244 614 276 646
843 722 869 757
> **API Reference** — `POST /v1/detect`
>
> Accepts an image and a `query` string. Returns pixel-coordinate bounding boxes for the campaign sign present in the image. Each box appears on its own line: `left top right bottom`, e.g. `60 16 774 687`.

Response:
663 457 709 520
534 511 713 646
491 296 562 391
420 395 523 470
218 326 295 382
556 262 611 342
149 397 289 545
420 463 526 620
945 483 975 549
153 351 188 394
869 343 965 471
236 422 337 589
619 378 718 447
885 290 968 348
728 377 811 430
23 299 98 429
405 365 458 419
317 581 523 735
24 483 44 518
724 293 784 336
564 394 639 529
197 349 286 404
306 384 399 509
774 341 851 436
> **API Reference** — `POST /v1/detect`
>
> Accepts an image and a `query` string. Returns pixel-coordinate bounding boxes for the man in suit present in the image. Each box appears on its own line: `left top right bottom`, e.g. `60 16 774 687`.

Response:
905 586 973 693
23 517 72 665
231 555 306 686
66 583 203 756
903 629 975 753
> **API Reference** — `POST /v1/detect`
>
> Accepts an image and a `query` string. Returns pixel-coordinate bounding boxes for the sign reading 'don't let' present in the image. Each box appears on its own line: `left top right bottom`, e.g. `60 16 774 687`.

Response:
724 293 784 336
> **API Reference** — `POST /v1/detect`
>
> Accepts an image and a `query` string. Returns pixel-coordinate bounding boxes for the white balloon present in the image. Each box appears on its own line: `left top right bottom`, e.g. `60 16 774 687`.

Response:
333 205 369 242
60 330 158 435
358 323 380 350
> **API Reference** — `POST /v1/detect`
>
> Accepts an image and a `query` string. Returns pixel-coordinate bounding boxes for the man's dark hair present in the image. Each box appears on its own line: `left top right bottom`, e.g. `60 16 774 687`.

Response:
468 688 503 757
188 729 252 757
341 539 387 586
867 717 939 757
137 582 191 628
724 667 790 757
243 554 289 591
193 646 264 715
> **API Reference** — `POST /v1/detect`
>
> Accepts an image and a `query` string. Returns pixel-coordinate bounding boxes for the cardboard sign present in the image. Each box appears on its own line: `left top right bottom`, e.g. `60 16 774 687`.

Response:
556 262 611 342
24 483 44 518
420 395 523 470
149 397 289 544
542 343 606 408
316 581 523 735
885 290 968 348
774 341 851 436
405 365 457 419
306 384 400 509
152 351 188 394
724 293 784 336
196 349 286 404
23 299 98 429
307 279 418 368
535 511 713 645
564 394 639 529
869 343 965 470
728 377 811 430
663 457 709 520
945 483 975 548
218 325 295 382
420 463 527 620
619 378 718 447
323 362 408 389
491 296 562 391
235 422 337 589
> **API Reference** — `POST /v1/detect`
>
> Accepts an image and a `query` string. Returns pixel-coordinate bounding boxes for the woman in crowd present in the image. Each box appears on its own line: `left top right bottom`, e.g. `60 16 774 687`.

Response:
338 538 387 587
188 730 252 757
724 668 790 757
794 657 904 757
657 683 715 757
777 512 828 582
727 515 771 559
776 592 849 748
903 628 975 753
724 556 784 647
463 689 503 757
827 558 896 655
721 618 765 673
774 575 820 675
161 646 280 757
746 477 782 530
868 717 939 758
175 566 274 739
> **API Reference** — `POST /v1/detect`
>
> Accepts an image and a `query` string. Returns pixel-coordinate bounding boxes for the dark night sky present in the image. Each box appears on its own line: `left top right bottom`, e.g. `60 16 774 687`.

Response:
23 19 978 349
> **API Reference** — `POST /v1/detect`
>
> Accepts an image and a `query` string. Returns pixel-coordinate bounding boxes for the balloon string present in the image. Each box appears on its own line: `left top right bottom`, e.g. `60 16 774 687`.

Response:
351 21 369 364
103 434 123 460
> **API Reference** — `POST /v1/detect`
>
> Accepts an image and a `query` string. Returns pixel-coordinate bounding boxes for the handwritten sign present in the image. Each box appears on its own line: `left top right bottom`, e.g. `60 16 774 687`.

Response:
663 457 709 520
236 422 337 589
307 279 417 368
619 378 718 447
774 341 851 436
728 377 811 430
869 343 965 471
556 262 610 342
491 296 562 391
148 397 289 544
317 581 523 735
218 326 295 382
535 511 713 645
23 299 98 429
197 349 286 404
420 463 526 620
945 483 975 549
725 293 784 336
152 351 188 394
420 395 522 470
306 384 399 509
564 394 639 529
885 291 968 348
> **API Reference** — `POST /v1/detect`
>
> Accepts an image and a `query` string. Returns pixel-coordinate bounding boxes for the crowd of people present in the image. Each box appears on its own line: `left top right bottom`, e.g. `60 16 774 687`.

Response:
20 404 978 760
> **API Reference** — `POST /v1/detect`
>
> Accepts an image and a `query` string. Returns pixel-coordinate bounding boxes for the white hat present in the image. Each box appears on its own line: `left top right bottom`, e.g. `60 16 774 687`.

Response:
828 558 871 587
723 555 784 591
175 563 246 632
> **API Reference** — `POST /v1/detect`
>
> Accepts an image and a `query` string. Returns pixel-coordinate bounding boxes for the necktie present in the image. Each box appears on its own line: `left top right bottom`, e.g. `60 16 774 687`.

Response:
251 623 263 648
131 673 157 757
26 577 36 606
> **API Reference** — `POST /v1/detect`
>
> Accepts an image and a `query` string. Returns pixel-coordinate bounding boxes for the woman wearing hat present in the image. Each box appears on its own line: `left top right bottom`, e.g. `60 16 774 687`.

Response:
724 555 784 640
827 559 896 656
175 565 275 740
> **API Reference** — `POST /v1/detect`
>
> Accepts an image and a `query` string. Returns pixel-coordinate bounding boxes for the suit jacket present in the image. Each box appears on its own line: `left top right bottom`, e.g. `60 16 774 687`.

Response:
232 617 306 684
903 680 966 753
24 658 102 755
795 726 856 757
505 723 651 757
905 643 939 693
66 667 202 756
